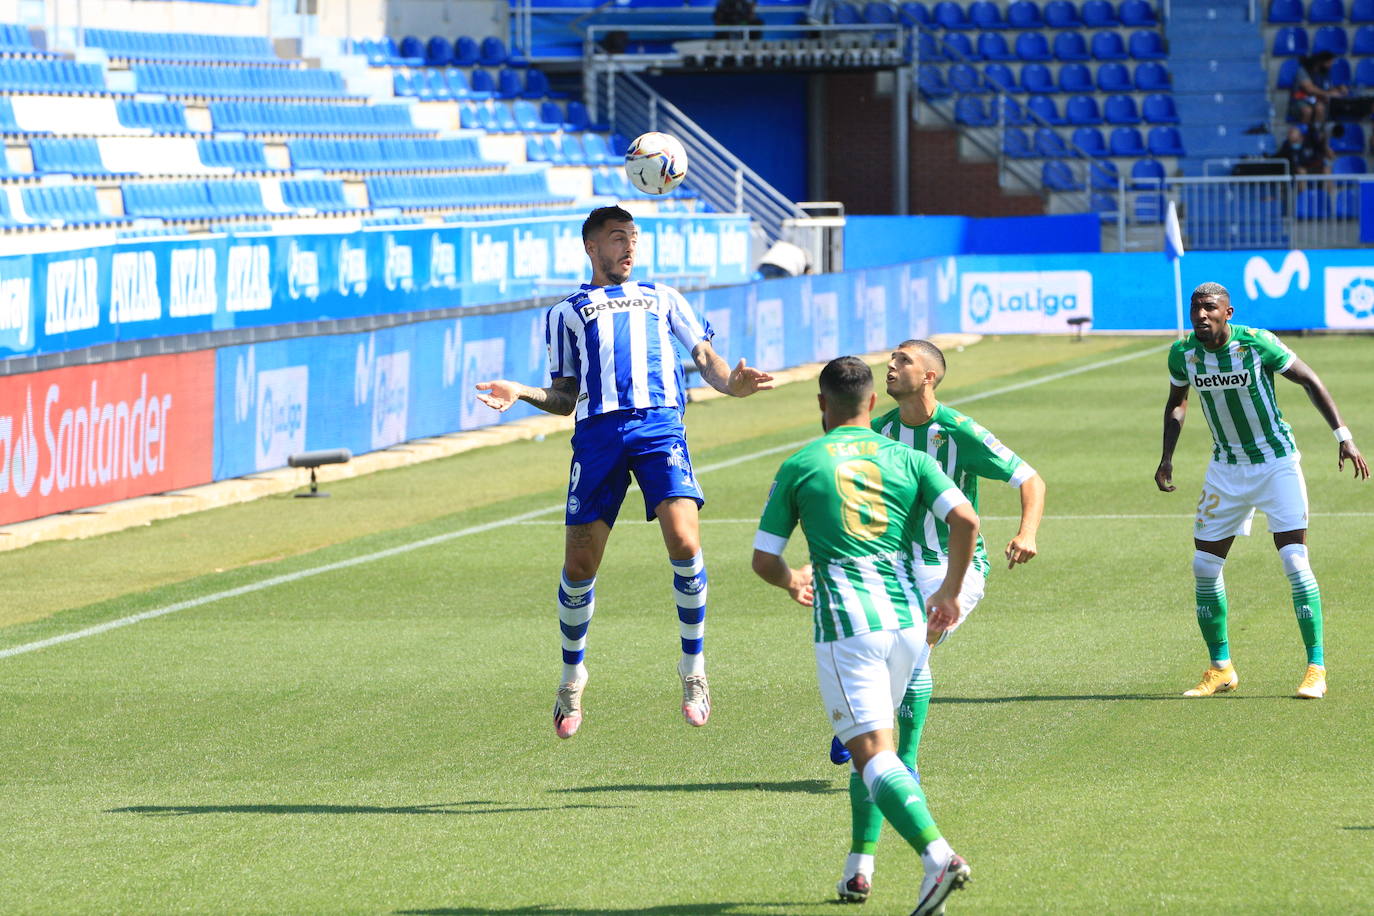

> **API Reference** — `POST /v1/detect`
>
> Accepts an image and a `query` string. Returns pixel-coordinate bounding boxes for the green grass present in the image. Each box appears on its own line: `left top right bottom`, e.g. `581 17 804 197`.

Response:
2 334 1372 915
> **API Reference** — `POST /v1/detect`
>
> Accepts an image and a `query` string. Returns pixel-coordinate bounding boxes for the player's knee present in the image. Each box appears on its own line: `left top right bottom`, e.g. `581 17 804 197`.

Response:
1278 542 1311 575
1193 549 1226 579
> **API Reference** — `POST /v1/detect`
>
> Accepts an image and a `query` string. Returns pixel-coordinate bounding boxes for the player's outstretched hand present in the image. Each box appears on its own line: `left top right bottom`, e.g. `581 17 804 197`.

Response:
925 587 960 645
1154 460 1175 492
727 358 775 398
1005 533 1038 569
787 563 814 607
474 379 520 412
1339 441 1370 480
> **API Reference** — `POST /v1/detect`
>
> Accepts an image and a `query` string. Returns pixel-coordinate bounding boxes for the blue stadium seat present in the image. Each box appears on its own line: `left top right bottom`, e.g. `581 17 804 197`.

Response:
199 138 270 171
970 1 1008 28
1097 62 1132 91
1354 26 1374 54
1295 186 1330 219
1330 56 1352 85
24 185 110 225
399 36 424 59
582 132 618 166
949 63 984 92
934 1 973 28
1135 192 1165 223
1007 0 1045 27
1105 93 1141 123
1092 191 1119 220
1015 32 1052 61
116 99 190 133
1312 26 1348 55
1356 0 1374 20
1131 157 1166 188
496 68 523 99
1004 127 1036 156
1268 0 1304 21
1141 93 1179 123
1129 30 1166 59
1273 26 1309 56
1060 62 1094 92
559 133 590 166
1357 57 1374 86
31 138 107 175
564 99 592 131
453 36 479 67
1021 62 1056 92
1135 61 1171 90
426 36 453 66
998 96 1032 124
522 68 556 99
1066 94 1102 124
832 1 863 24
918 31 946 60
918 65 952 98
479 36 508 67
1119 0 1157 25
1277 57 1301 87
956 96 995 124
514 99 554 131
899 2 933 25
1333 154 1367 172
282 178 351 212
1072 126 1108 156
393 71 416 97
864 1 899 23
1045 0 1083 27
1035 127 1069 156
1307 0 1344 21
1331 121 1365 150
470 69 496 98
1090 159 1120 190
1110 125 1147 155
943 33 977 59
1082 0 1120 25
1091 31 1128 60
1335 185 1360 219
1029 94 1065 123
985 62 1019 91
978 33 1015 59
1054 32 1090 61
1043 159 1083 190
1147 125 1186 155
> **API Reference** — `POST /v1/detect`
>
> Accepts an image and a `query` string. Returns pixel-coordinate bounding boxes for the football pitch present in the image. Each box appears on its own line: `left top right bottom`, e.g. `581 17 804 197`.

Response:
3 334 1372 915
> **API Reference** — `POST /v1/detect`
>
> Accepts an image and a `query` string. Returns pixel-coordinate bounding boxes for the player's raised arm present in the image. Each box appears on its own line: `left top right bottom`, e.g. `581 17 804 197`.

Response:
1280 358 1370 480
691 340 775 398
926 501 979 641
1155 382 1190 492
474 375 580 416
1005 471 1045 569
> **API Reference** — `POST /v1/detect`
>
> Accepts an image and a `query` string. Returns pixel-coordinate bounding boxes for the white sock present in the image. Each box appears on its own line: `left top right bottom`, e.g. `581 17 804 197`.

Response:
921 837 954 875
561 662 587 684
845 852 875 879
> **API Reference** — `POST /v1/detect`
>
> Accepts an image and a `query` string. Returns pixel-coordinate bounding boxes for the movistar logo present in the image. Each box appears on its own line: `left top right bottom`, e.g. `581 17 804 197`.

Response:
1193 371 1250 390
1244 251 1309 300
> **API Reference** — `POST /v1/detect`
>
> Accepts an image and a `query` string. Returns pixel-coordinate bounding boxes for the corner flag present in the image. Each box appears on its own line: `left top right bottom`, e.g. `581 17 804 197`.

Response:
1165 200 1185 337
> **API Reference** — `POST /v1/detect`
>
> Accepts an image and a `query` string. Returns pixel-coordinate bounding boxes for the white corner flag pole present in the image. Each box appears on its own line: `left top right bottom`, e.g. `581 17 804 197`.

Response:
1164 199 1185 339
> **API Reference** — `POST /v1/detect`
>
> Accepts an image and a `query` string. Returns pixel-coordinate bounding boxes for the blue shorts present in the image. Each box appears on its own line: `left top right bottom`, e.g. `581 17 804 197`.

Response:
566 407 705 526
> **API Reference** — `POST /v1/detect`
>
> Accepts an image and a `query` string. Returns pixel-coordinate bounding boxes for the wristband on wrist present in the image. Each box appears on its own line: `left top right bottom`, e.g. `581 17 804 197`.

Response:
1334 426 1353 444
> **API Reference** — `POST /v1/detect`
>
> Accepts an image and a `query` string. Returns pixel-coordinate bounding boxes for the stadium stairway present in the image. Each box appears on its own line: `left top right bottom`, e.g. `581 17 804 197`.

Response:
1168 0 1276 173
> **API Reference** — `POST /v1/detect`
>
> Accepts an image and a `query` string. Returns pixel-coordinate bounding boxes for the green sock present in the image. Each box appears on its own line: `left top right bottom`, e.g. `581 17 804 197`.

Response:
866 752 941 853
1194 552 1230 664
897 663 932 772
1281 545 1324 666
848 771 882 855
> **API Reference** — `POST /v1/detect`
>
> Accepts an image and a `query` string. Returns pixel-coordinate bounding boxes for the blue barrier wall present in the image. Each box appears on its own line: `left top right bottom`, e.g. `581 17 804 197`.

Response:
0 213 753 362
844 213 1102 269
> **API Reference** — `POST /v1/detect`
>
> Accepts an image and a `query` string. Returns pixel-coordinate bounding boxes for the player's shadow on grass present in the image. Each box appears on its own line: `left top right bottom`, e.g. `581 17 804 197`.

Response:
399 904 812 915
106 802 630 817
554 778 840 796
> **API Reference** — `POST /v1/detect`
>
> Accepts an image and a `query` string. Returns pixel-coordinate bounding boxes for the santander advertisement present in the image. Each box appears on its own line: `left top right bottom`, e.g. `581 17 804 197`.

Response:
0 352 214 526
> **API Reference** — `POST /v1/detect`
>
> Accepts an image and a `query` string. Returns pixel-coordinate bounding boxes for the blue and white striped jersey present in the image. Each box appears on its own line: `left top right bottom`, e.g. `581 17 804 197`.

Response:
546 281 714 422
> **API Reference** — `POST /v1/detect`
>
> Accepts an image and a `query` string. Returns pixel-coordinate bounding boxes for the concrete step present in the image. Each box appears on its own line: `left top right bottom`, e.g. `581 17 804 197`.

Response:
1170 61 1269 91
1174 89 1272 122
1177 125 1278 156
1167 4 1252 21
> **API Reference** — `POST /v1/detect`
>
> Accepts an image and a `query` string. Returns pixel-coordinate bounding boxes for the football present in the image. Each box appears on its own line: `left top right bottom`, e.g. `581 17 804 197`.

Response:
624 131 689 195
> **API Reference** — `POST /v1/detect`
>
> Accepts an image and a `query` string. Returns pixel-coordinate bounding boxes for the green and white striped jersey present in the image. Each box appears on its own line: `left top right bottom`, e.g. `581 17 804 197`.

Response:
754 425 968 644
873 403 1033 574
1168 325 1298 465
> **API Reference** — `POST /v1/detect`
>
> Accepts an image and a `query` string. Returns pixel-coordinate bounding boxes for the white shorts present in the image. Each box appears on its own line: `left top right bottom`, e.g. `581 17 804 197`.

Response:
1194 454 1309 541
914 563 987 638
815 628 930 745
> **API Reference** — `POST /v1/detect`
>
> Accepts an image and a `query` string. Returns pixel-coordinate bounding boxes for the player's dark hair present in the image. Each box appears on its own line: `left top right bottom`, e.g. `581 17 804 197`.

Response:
1191 281 1230 304
582 205 635 240
898 339 947 388
819 356 873 412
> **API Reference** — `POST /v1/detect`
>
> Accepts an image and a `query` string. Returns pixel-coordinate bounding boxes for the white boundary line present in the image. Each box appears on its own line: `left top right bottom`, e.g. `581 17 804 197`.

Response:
0 343 1167 661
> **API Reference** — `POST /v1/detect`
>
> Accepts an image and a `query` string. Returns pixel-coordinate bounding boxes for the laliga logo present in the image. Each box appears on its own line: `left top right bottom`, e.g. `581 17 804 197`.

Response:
355 334 376 406
0 387 40 497
234 346 256 423
968 283 995 325
384 235 414 292
1243 251 1309 301
1343 276 1374 320
338 239 369 296
287 241 319 300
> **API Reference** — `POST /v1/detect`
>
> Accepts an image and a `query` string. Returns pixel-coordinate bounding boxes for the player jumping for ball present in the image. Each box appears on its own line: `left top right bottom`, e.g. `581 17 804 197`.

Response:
753 356 978 916
1155 282 1368 700
475 205 773 737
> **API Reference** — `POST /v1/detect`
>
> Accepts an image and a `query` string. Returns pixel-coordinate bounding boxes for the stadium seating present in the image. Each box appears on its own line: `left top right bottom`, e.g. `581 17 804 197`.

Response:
1045 0 1083 28
1104 94 1141 124
1066 94 1102 124
1308 0 1346 21
1147 125 1186 156
1008 0 1044 28
1273 26 1310 55
1029 95 1065 124
1059 63 1094 92
1268 0 1304 21
84 28 280 62
1109 125 1147 155
1090 160 1120 190
970 1 1007 29
1043 159 1083 190
1082 0 1120 26
1071 126 1109 156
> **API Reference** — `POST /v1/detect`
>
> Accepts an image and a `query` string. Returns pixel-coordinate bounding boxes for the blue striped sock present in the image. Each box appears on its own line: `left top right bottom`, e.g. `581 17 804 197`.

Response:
672 553 706 675
558 572 595 682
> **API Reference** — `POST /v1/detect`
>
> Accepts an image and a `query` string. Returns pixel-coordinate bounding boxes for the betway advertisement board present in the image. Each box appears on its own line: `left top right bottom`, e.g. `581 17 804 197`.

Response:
0 352 214 525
